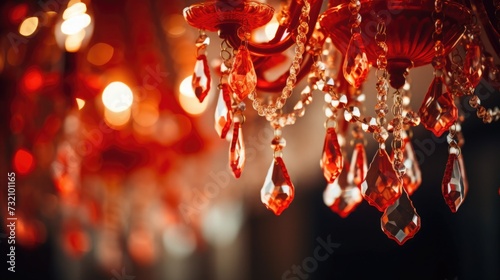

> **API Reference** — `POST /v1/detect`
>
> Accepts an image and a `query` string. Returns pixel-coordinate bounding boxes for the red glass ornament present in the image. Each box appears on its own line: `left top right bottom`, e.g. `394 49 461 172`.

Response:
347 143 367 188
261 157 294 215
214 84 232 139
343 33 370 88
419 76 458 137
442 154 468 212
320 127 344 183
192 54 211 103
464 44 483 87
228 45 257 101
361 149 402 212
392 138 422 195
229 122 245 178
381 189 421 245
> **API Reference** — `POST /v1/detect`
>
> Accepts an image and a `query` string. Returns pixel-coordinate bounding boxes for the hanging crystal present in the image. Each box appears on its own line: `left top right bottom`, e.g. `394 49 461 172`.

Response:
442 153 468 212
343 33 369 88
192 54 211 103
320 127 344 183
393 137 422 195
228 45 257 101
419 76 458 137
381 189 421 245
361 149 402 212
229 121 245 178
464 43 483 87
347 143 367 188
261 157 294 215
214 84 232 139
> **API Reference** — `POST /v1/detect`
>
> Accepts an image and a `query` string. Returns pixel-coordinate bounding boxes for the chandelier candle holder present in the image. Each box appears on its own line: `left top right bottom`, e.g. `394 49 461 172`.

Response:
183 0 500 244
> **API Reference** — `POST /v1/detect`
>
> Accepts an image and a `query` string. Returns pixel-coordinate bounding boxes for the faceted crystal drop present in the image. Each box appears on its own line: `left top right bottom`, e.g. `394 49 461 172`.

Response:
343 33 369 88
381 189 421 245
419 76 458 137
347 143 367 188
396 138 422 195
228 45 256 101
229 122 245 178
323 161 363 218
214 84 232 139
442 154 468 213
361 149 402 212
320 128 344 183
261 157 294 215
464 44 483 87
192 54 211 103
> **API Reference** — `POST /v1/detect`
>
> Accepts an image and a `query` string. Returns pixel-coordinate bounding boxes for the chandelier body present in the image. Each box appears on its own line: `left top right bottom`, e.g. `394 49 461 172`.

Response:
183 0 500 244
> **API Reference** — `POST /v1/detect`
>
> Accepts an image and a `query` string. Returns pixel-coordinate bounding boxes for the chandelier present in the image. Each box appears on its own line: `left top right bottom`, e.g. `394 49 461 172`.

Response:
183 0 500 244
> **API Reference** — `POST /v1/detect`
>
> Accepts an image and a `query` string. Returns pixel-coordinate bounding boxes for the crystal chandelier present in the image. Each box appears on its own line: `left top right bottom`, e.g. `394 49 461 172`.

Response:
183 0 500 245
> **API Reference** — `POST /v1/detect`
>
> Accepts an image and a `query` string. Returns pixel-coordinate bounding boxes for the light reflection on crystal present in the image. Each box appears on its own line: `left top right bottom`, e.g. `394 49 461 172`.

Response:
261 157 294 215
343 33 369 88
320 127 343 183
228 45 256 101
381 189 421 245
442 154 468 212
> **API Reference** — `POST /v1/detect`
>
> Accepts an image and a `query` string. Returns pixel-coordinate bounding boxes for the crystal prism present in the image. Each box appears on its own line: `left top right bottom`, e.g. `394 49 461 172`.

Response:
323 161 363 218
343 33 369 88
381 189 421 245
394 138 422 195
442 154 468 212
320 128 344 183
464 44 483 87
347 143 367 188
261 157 294 215
228 45 257 101
229 122 245 178
214 84 232 139
361 149 402 212
192 54 211 103
419 76 458 137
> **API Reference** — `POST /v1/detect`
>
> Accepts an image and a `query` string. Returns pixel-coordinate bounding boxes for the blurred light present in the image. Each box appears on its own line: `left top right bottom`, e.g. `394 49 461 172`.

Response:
264 18 280 40
64 29 86 52
133 101 159 127
163 224 196 259
102 82 133 112
22 66 43 93
75 98 86 110
128 227 156 265
202 201 243 247
17 218 47 248
104 107 131 127
64 226 91 257
19 16 38 37
87 43 114 66
9 4 28 23
13 148 35 175
179 76 209 115
61 13 91 35
63 2 87 20
10 113 24 134
164 14 186 38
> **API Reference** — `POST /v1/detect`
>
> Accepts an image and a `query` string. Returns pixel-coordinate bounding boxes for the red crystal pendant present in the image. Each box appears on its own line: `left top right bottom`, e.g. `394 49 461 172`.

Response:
394 138 422 195
214 84 232 139
419 76 458 137
464 44 483 87
442 154 468 213
347 143 367 188
343 33 369 88
192 54 211 103
361 149 402 212
320 127 344 183
261 157 294 215
381 189 421 245
323 161 363 218
229 122 245 178
228 45 257 101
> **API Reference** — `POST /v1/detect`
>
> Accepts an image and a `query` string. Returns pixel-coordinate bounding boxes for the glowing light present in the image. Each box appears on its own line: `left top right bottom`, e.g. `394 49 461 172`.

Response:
102 82 133 112
13 148 35 175
133 101 159 127
22 67 43 93
61 13 91 35
164 14 186 38
104 107 131 127
179 76 209 115
63 2 87 20
264 18 280 40
75 98 85 110
163 225 196 259
10 4 28 23
64 29 86 52
19 17 38 37
87 43 114 66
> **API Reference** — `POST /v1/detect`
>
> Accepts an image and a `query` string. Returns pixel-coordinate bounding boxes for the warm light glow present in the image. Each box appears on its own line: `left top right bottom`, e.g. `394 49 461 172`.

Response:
104 107 131 127
63 2 87 20
264 18 280 40
87 43 114 66
61 13 91 35
75 98 85 110
10 4 28 23
22 67 43 93
179 76 209 115
13 148 35 175
102 81 134 112
163 225 196 258
164 14 186 38
19 17 38 36
133 101 159 127
64 29 86 52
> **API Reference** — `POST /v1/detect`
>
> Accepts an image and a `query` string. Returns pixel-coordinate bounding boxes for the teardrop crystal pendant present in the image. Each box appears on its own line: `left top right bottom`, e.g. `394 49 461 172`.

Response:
400 138 422 195
361 149 402 212
442 154 468 213
419 76 458 137
347 143 367 188
261 157 294 215
323 161 363 218
214 84 232 139
381 189 421 245
343 33 369 88
464 44 483 87
229 122 245 178
192 54 211 103
228 45 257 101
320 127 344 183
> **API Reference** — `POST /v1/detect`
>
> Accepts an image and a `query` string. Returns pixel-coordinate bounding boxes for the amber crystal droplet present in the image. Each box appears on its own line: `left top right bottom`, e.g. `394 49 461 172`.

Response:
228 45 257 101
343 33 369 88
419 76 458 137
214 84 232 139
347 143 367 188
442 154 468 213
261 157 294 215
464 44 483 87
192 54 211 103
361 149 402 212
320 128 344 183
229 122 245 178
381 189 421 245
323 161 363 218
